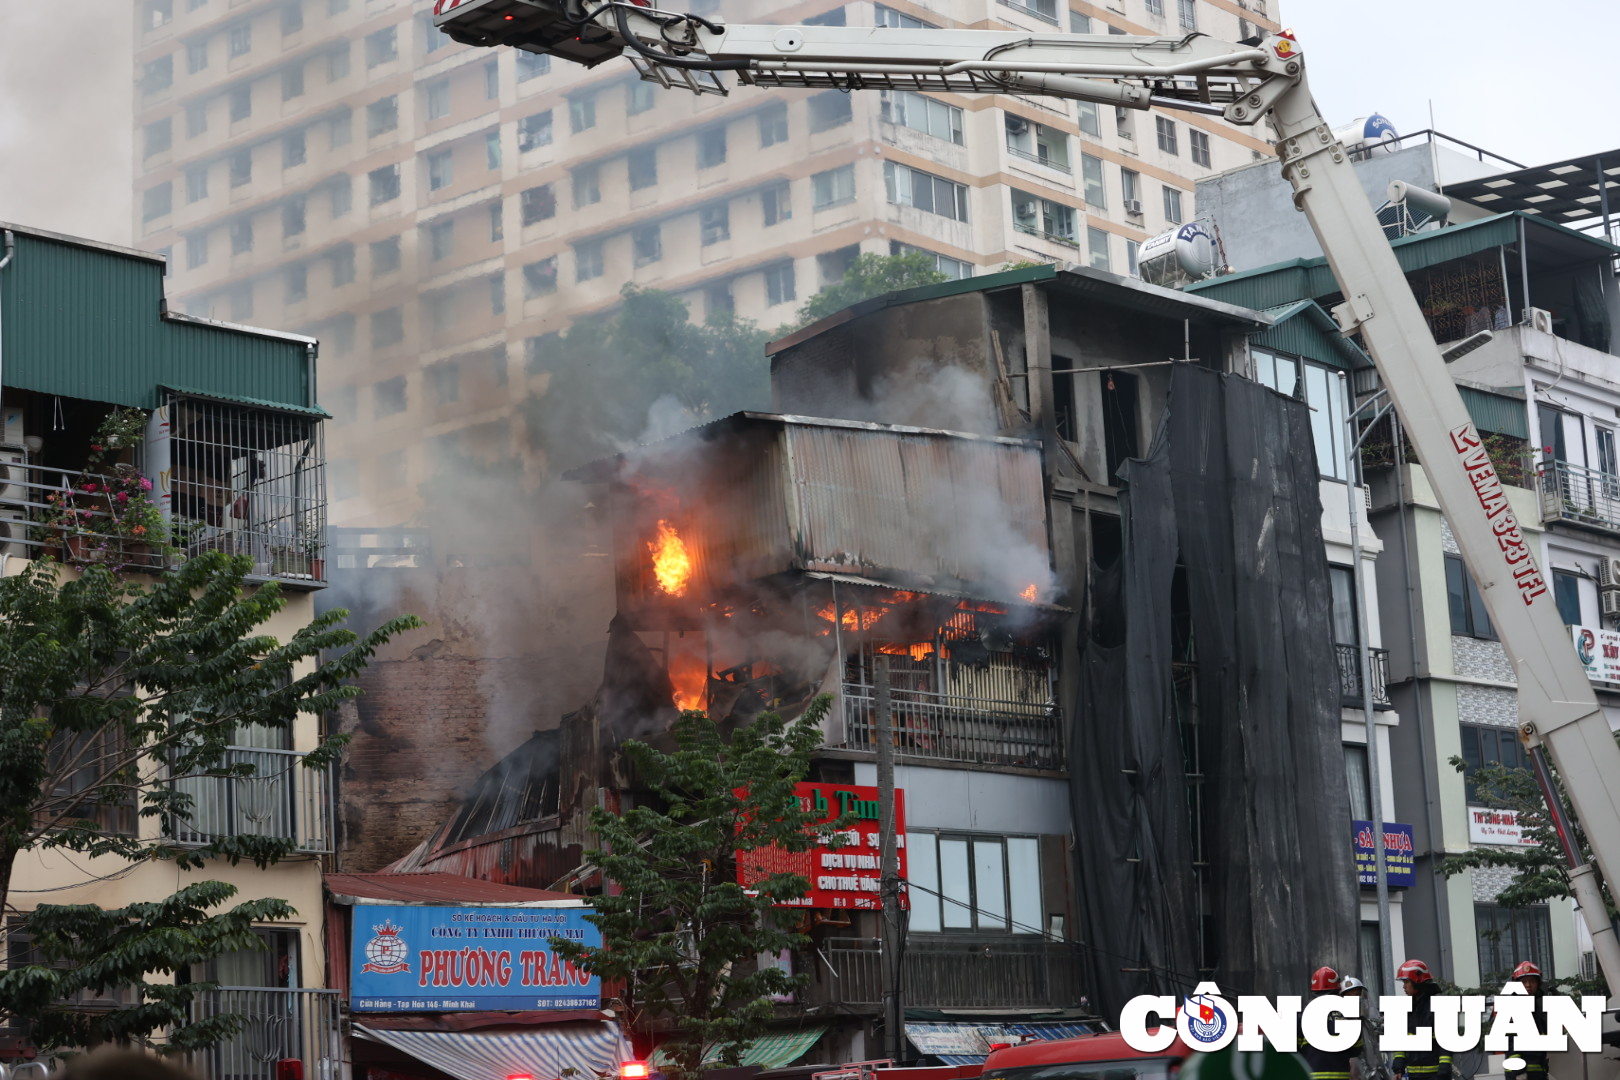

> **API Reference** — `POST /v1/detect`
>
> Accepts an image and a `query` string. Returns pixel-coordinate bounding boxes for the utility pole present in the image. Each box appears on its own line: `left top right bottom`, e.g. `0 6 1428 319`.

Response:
874 659 903 1062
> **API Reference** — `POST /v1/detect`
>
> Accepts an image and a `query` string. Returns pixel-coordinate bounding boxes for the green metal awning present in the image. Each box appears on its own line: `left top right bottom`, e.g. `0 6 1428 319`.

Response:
650 1027 826 1068
1458 385 1529 439
164 385 331 419
1252 300 1369 371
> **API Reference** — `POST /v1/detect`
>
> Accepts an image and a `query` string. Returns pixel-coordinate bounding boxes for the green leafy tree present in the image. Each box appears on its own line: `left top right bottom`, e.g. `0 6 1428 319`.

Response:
550 697 848 1080
794 251 948 327
0 553 421 1051
1438 749 1617 995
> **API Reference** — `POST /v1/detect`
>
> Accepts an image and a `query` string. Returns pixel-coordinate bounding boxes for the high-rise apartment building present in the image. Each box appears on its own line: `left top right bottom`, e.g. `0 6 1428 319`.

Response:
132 0 1281 525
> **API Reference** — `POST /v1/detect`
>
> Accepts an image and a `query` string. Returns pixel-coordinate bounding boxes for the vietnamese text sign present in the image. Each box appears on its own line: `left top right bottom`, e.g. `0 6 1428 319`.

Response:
1572 624 1620 683
738 783 907 909
350 904 600 1013
1351 821 1415 887
1468 806 1538 847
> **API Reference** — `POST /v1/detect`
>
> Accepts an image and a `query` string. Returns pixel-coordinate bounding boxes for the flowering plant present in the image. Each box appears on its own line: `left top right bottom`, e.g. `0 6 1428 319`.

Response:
41 408 167 566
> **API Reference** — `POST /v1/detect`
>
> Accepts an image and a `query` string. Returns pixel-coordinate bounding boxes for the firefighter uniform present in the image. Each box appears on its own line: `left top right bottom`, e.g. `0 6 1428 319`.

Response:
1301 967 1363 1080
1392 960 1452 1080
1495 961 1550 1078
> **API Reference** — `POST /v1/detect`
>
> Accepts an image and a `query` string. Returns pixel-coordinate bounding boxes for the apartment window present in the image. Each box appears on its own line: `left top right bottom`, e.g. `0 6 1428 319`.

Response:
1459 723 1529 805
521 185 556 224
186 99 207 137
1251 349 1350 480
426 78 451 120
875 3 935 27
1145 0 1164 13
1081 153 1106 208
518 111 553 150
369 163 401 205
1330 564 1359 650
1155 115 1179 155
1126 239 1140 275
284 263 307 304
573 166 600 208
1177 0 1197 29
523 257 558 297
764 262 797 306
427 218 455 261
1005 0 1059 21
427 149 454 192
1100 370 1139 484
890 241 973 281
1069 9 1092 31
576 240 605 282
328 44 350 81
429 362 460 405
186 231 209 269
628 146 658 190
142 183 172 223
486 130 502 170
366 26 397 66
705 282 734 320
228 148 251 187
330 243 355 286
1012 190 1075 242
698 127 727 168
143 56 173 94
633 224 662 266
627 78 654 114
418 11 445 52
328 176 351 217
569 92 597 133
229 86 251 122
812 165 856 210
759 104 788 147
282 195 306 237
808 90 854 132
762 182 792 226
515 51 551 83
1086 227 1110 270
818 245 860 285
1445 555 1497 640
144 118 172 159
1344 742 1372 821
1121 168 1141 210
187 39 209 74
484 58 500 99
185 165 208 203
374 374 407 417
803 7 846 25
489 274 505 315
700 204 730 245
1476 904 1551 987
885 162 969 222
1189 128 1212 168
328 109 351 148
907 833 1041 934
280 0 304 33
1077 100 1101 138
371 236 401 275
228 217 252 254
282 64 304 101
372 308 404 350
283 129 306 168
885 91 963 144
489 201 504 241
228 22 251 57
1162 185 1184 224
147 0 174 28
1554 570 1584 627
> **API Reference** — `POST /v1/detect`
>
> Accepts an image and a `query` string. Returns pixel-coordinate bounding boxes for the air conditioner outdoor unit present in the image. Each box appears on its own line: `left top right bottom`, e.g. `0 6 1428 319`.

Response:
1599 556 1620 589
1602 589 1620 620
0 510 28 558
1 407 22 447
0 450 27 506
1016 200 1039 217
1006 116 1030 135
1524 306 1554 333
1123 199 1144 215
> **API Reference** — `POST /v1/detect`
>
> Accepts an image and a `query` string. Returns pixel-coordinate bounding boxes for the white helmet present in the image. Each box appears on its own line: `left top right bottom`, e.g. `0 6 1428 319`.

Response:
1340 976 1367 993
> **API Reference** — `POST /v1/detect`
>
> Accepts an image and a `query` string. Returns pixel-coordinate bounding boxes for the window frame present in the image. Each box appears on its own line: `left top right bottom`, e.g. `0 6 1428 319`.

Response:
1446 553 1498 641
905 831 1043 935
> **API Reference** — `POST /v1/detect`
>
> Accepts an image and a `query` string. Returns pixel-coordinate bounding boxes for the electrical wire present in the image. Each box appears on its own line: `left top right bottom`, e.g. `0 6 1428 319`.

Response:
611 3 751 71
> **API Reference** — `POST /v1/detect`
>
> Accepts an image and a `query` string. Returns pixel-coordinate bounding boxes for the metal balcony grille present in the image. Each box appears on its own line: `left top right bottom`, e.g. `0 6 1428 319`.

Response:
811 937 1085 1010
170 746 335 854
187 988 340 1080
1538 458 1620 535
1335 644 1391 709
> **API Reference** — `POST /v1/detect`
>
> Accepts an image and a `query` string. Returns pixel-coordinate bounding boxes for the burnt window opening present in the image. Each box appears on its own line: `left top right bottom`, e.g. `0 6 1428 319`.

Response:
1100 369 1139 485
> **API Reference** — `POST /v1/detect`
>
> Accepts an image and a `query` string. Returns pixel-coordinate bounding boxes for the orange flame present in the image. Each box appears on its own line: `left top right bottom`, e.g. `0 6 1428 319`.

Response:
1019 584 1039 603
668 642 708 712
648 520 692 597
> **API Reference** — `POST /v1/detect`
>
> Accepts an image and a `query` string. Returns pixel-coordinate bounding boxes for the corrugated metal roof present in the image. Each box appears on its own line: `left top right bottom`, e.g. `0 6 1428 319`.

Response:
164 385 331 418
325 872 584 907
0 225 317 411
1458 385 1529 439
1252 300 1368 371
651 1027 827 1068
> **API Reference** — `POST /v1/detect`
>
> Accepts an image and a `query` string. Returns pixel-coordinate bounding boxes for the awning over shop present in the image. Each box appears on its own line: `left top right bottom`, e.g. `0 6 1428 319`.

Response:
650 1027 826 1069
904 1021 1098 1066
353 1021 629 1080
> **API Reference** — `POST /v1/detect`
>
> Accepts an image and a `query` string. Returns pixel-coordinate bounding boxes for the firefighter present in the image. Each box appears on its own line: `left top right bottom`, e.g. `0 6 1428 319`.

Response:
1301 966 1363 1080
1496 960 1550 1077
1391 959 1451 1080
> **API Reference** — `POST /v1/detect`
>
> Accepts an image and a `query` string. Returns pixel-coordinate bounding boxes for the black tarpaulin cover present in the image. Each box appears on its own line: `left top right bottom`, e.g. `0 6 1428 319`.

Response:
1073 365 1359 1017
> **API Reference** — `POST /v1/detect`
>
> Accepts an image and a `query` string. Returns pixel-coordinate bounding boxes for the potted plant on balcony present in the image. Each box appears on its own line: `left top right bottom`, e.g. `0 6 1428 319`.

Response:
40 408 167 570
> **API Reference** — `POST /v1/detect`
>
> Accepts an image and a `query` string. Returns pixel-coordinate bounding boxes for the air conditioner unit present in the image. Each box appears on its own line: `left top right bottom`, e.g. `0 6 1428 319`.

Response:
1524 306 1554 333
1602 589 1620 620
1599 556 1620 589
0 450 27 506
1016 200 1039 217
1006 116 1030 135
0 510 28 558
1 406 22 448
1123 199 1144 215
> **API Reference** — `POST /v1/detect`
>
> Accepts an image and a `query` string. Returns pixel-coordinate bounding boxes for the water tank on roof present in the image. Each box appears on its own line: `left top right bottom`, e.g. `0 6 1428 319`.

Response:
1137 222 1217 288
1332 114 1398 158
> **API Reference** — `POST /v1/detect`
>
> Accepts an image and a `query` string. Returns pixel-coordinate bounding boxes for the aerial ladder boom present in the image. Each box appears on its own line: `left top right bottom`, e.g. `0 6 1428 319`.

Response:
438 0 1620 1020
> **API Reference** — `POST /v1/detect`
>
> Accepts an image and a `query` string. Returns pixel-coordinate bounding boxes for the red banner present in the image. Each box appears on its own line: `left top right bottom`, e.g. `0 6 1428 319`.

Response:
738 783 907 909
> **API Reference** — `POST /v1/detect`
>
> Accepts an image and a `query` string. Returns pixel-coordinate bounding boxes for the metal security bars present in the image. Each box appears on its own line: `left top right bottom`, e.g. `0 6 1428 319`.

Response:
186 988 341 1080
812 937 1085 1009
1335 644 1391 708
169 746 335 854
1537 457 1620 536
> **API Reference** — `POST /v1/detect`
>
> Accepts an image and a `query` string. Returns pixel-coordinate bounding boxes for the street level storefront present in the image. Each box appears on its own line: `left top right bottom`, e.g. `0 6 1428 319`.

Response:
327 872 626 1080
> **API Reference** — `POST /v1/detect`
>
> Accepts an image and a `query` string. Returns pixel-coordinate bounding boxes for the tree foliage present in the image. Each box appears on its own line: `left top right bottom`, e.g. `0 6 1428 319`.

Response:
0 552 420 1049
794 251 948 327
550 698 848 1080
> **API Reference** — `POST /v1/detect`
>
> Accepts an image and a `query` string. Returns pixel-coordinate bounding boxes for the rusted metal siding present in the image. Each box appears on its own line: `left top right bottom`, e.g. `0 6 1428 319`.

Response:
0 228 314 410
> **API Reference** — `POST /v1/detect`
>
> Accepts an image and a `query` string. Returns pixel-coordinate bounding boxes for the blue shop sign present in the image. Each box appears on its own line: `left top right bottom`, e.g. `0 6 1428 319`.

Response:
1352 821 1415 888
350 904 601 1013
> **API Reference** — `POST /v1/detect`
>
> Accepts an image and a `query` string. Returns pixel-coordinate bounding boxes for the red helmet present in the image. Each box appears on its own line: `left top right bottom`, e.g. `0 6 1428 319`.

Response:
1512 961 1542 981
1397 959 1433 984
1311 966 1341 992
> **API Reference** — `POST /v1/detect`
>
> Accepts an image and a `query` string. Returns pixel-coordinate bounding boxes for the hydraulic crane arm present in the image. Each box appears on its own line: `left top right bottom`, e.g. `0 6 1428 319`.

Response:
436 0 1620 1007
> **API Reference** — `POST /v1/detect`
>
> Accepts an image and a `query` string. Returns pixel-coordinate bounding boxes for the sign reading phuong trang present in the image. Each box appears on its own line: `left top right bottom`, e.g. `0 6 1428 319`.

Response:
737 783 908 910
350 904 600 1012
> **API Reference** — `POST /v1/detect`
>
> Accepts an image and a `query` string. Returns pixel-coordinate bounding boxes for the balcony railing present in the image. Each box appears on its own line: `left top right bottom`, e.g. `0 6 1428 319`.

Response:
1006 144 1072 173
1335 644 1391 709
1537 458 1620 535
170 746 335 854
997 0 1061 25
810 937 1086 1010
837 684 1064 769
187 988 340 1080
1012 221 1080 248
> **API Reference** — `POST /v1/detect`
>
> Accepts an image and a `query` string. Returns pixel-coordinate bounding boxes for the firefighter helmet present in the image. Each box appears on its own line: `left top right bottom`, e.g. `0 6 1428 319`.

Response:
1512 961 1543 981
1340 976 1366 993
1311 966 1341 992
1397 959 1433 984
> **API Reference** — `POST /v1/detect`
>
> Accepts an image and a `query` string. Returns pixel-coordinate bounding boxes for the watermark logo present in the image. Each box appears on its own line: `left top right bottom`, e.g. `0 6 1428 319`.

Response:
1180 992 1233 1048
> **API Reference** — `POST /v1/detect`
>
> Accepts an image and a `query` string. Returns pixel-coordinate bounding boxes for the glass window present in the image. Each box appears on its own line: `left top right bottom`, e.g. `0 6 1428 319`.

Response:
1081 153 1106 207
1330 565 1358 646
187 39 208 74
973 841 1008 930
1162 185 1184 224
762 182 792 226
939 837 973 929
426 77 451 120
1155 115 1178 154
908 833 941 932
1251 349 1349 480
1086 227 1110 270
1121 168 1141 206
186 231 208 268
1190 128 1212 168
143 56 173 94
1459 723 1528 804
426 218 454 261
144 118 172 159
633 224 662 266
186 99 208 137
809 90 854 132
282 64 304 101
1177 0 1197 28
573 165 600 208
367 95 398 136
523 257 558 297
229 148 252 187
186 165 208 203
803 6 846 24
1446 555 1497 640
569 91 596 132
282 195 305 237
517 51 551 82
885 162 969 222
365 26 397 67
489 200 503 241
1344 743 1372 820
759 104 789 147
369 164 400 205
486 130 502 170
484 58 499 99
228 21 252 57
764 262 797 306
1077 100 1101 138
886 92 964 144
229 86 251 122
142 183 172 223
283 129 306 168
700 204 730 245
1126 240 1140 276
1069 9 1091 31
1476 904 1552 987
427 150 454 191
330 244 355 286
282 2 304 35
328 45 350 81
518 111 553 151
876 3 935 28
520 185 556 224
811 165 855 210
626 78 654 113
628 147 657 190
910 833 1041 934
576 241 604 282
1007 837 1041 933
370 236 401 275
1554 570 1583 627
698 127 727 168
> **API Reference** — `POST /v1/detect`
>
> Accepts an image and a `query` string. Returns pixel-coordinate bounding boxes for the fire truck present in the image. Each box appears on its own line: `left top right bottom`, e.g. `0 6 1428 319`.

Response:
431 0 1620 1072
